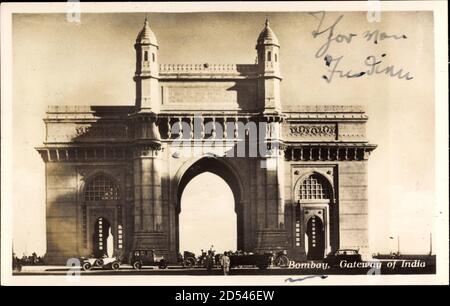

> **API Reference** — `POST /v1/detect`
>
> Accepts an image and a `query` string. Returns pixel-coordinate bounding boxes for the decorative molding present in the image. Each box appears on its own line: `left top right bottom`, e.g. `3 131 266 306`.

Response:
289 124 336 138
75 124 128 138
285 105 365 113
160 63 257 74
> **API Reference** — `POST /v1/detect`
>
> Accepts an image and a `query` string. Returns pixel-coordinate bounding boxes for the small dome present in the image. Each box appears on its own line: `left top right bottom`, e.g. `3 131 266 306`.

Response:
257 19 279 46
136 18 158 46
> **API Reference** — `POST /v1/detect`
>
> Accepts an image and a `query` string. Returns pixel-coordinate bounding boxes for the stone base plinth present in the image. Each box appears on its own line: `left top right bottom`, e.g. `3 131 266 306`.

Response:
287 248 307 261
254 229 288 253
43 251 79 265
132 231 169 258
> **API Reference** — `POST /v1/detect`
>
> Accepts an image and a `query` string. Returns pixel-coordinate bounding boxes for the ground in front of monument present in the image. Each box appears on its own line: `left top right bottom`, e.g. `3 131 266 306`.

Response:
14 258 435 276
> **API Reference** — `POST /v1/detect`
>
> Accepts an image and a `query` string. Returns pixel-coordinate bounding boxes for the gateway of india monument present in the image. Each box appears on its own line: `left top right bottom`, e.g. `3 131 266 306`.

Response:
37 19 376 264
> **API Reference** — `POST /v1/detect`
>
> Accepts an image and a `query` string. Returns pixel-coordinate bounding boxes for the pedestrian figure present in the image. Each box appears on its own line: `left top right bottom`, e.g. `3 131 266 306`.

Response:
206 254 213 274
221 252 230 276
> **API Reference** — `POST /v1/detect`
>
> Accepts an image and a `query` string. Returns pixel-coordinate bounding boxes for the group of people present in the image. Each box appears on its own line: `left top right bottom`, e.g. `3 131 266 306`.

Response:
180 247 288 275
224 250 255 256
12 252 44 271
178 245 232 275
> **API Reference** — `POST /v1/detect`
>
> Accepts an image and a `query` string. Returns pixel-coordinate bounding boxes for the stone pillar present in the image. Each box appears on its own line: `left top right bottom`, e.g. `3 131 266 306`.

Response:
254 119 287 253
276 150 285 228
132 145 167 252
131 114 168 257
153 154 163 231
136 154 154 231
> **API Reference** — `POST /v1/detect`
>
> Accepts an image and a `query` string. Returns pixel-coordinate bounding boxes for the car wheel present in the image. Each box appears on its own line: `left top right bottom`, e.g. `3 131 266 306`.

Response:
159 260 167 269
111 262 120 271
96 259 104 267
133 261 142 270
82 262 91 271
184 257 195 269
278 255 289 267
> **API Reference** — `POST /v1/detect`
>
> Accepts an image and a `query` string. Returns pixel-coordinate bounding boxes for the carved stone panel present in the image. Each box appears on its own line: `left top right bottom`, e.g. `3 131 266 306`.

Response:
284 123 337 141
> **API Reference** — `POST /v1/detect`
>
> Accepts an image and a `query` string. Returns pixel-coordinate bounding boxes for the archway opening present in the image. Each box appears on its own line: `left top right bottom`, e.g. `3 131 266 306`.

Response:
179 172 237 255
296 172 339 259
306 215 325 260
93 217 112 258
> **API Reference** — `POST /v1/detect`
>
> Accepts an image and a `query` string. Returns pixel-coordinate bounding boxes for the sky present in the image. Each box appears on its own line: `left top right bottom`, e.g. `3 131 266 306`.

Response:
10 11 435 256
179 173 236 254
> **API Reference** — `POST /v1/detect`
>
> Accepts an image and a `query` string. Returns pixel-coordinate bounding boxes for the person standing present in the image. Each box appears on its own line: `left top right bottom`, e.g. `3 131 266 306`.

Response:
221 252 230 276
206 254 213 274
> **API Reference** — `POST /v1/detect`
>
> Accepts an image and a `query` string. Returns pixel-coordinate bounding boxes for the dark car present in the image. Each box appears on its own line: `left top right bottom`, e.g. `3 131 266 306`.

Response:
130 250 168 270
324 249 362 267
229 253 272 270
181 251 196 268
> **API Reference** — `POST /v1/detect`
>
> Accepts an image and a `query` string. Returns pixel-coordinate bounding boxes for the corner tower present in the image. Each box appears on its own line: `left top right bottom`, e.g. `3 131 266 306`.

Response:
256 19 282 113
130 19 165 255
134 18 160 112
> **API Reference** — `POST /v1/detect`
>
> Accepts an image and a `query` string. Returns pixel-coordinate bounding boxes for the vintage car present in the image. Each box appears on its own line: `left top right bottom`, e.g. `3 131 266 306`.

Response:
181 251 196 268
180 251 222 269
99 257 121 270
324 249 362 267
80 257 102 271
273 250 289 267
229 253 272 270
80 256 120 271
130 250 168 270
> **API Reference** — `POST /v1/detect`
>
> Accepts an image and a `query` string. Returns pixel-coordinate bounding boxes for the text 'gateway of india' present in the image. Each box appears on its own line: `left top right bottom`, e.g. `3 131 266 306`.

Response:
37 19 377 264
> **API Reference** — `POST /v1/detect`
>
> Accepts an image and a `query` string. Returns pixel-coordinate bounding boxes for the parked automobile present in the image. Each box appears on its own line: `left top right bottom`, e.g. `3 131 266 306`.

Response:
181 251 196 268
130 250 167 270
99 257 121 270
229 253 272 270
272 250 289 267
80 257 102 271
324 249 362 267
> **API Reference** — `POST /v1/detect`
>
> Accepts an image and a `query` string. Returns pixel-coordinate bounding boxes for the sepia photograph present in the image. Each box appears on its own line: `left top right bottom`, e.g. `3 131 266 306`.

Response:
1 1 448 287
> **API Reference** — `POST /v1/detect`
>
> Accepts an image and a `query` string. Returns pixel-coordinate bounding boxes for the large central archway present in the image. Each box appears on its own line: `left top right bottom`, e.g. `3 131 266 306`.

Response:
179 172 236 253
175 157 244 255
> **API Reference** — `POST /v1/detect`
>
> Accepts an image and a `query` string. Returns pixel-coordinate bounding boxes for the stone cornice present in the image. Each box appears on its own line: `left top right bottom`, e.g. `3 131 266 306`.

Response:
285 143 377 161
36 146 130 163
43 105 368 121
285 105 365 113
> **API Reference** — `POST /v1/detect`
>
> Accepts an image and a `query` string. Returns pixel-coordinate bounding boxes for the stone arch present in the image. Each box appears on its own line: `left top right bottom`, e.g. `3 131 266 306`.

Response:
80 172 123 258
173 156 244 213
173 155 246 252
92 216 113 257
305 215 325 260
292 170 339 254
304 212 326 227
293 170 335 203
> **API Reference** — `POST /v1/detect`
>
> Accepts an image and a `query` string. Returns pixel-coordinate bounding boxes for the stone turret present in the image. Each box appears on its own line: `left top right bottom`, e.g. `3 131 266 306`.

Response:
134 18 160 112
256 19 282 113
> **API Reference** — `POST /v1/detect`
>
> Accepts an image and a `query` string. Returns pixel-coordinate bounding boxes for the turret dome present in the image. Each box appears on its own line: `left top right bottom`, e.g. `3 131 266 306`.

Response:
257 19 279 47
136 18 158 46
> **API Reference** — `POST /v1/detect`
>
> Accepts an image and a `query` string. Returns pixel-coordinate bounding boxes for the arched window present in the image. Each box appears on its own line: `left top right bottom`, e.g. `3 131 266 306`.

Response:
267 51 272 61
296 173 336 251
299 173 332 200
275 53 278 62
85 174 119 201
144 51 148 61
